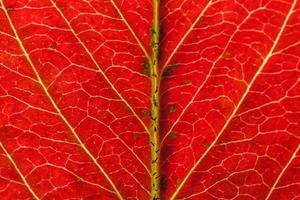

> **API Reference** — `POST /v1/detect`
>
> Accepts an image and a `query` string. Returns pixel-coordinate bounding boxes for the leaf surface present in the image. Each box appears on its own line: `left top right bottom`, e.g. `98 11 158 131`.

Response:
0 0 299 199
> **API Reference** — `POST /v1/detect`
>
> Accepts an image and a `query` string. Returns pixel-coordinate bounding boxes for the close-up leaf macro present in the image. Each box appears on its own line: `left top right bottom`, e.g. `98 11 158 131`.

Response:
0 0 299 199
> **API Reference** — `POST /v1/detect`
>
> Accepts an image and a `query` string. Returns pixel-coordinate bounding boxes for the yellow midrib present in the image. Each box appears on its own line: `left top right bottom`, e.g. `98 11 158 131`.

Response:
149 0 161 199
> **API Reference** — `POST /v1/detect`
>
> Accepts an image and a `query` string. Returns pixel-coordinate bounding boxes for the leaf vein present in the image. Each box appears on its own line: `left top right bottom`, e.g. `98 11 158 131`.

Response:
49 0 151 137
169 0 298 198
109 0 151 60
160 0 213 73
0 2 124 199
265 144 300 200
0 143 39 200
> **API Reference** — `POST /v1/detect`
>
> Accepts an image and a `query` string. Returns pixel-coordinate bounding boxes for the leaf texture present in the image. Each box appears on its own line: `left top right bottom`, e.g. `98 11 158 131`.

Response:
0 0 299 199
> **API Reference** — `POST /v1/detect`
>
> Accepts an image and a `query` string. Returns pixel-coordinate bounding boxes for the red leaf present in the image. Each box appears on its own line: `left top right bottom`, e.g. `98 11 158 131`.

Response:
0 0 299 199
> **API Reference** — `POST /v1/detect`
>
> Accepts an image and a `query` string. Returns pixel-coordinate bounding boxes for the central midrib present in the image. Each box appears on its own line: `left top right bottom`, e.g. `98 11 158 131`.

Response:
149 0 161 199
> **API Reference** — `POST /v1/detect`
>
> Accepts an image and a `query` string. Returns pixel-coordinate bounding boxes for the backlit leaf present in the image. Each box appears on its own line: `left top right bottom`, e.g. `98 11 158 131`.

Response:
0 0 299 199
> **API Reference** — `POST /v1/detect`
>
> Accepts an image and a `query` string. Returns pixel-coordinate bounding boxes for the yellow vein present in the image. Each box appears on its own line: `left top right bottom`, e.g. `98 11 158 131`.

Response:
7 95 58 115
0 143 39 200
0 3 124 199
160 0 213 73
42 163 115 193
110 0 151 60
170 0 297 198
265 144 300 200
49 0 150 136
149 0 160 198
88 115 150 176
160 9 252 145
